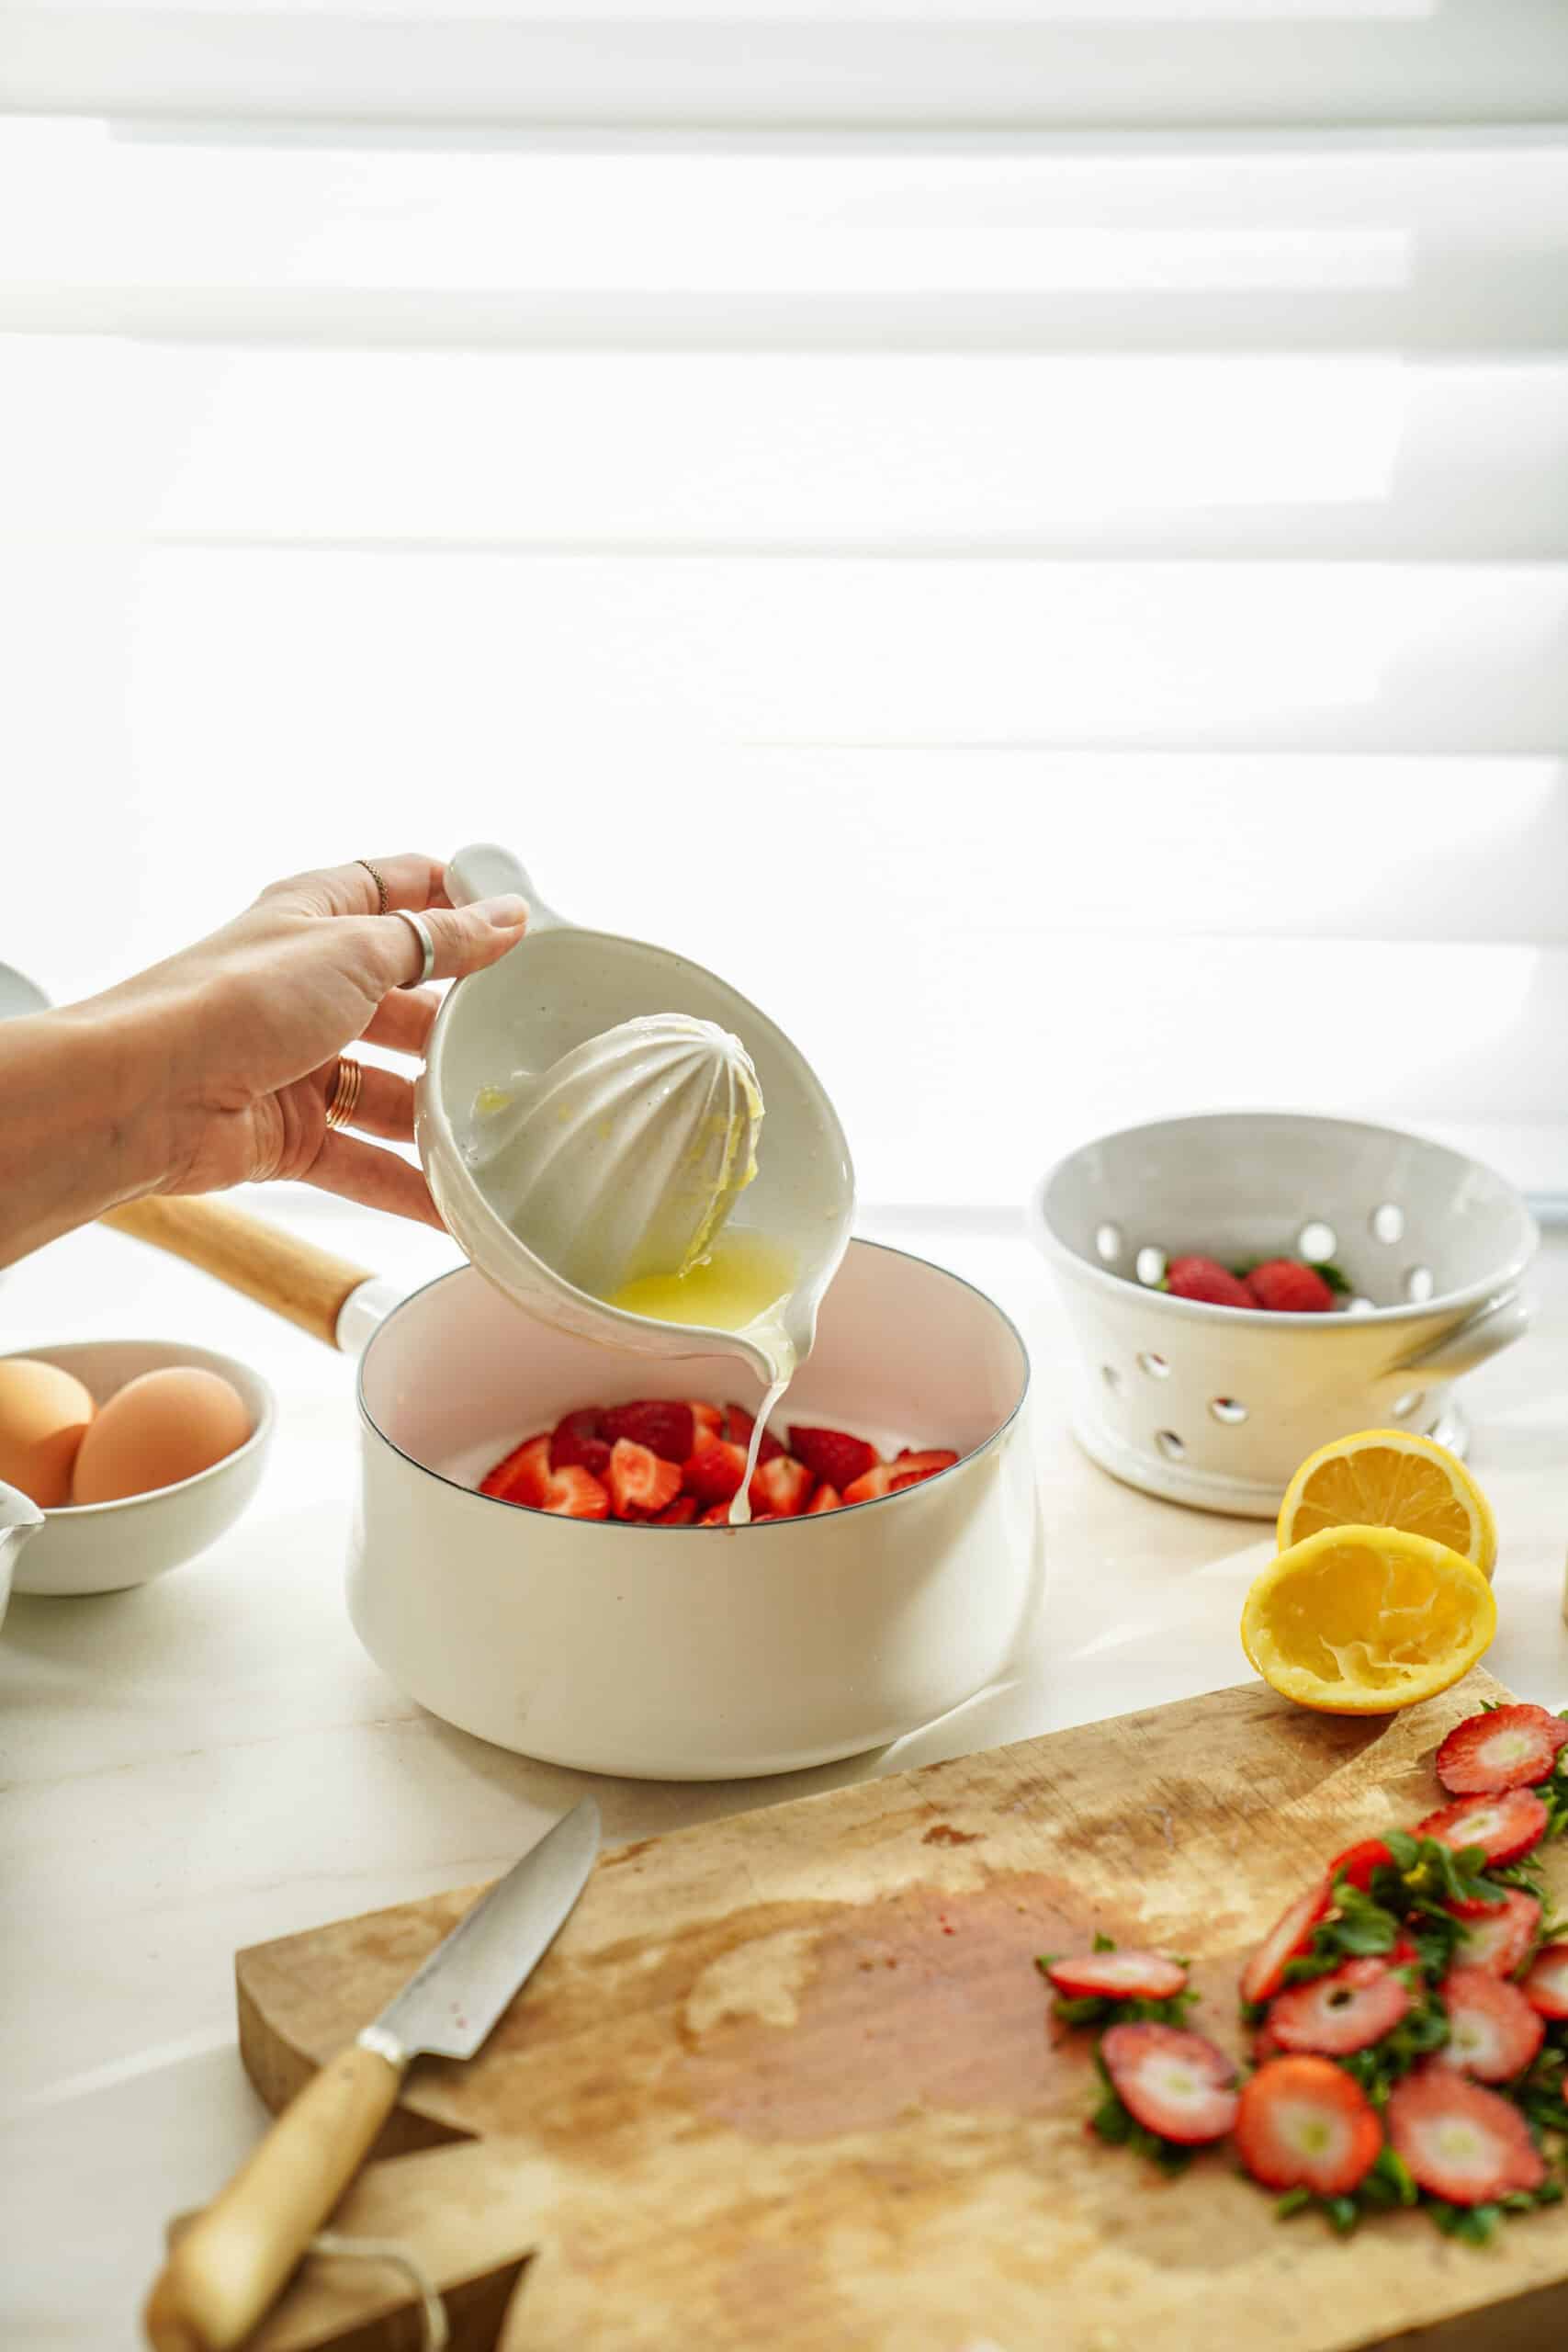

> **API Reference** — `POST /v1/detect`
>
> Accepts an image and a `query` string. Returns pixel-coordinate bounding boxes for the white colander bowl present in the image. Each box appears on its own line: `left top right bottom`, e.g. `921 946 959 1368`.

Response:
1032 1113 1538 1517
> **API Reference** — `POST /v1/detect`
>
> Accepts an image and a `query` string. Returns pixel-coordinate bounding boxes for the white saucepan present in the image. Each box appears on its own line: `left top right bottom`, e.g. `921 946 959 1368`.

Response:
104 1198 1041 1779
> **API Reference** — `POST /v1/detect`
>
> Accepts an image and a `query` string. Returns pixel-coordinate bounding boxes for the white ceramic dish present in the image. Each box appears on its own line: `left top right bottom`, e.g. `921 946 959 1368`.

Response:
1033 1113 1538 1518
0 1480 45 1630
5 1340 276 1596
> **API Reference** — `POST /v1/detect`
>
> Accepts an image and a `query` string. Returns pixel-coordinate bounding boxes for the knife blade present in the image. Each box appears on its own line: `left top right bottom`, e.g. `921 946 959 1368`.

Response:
144 1798 601 2352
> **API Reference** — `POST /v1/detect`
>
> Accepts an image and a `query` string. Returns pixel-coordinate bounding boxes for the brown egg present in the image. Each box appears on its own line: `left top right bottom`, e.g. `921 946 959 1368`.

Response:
0 1358 97 1506
71 1366 252 1505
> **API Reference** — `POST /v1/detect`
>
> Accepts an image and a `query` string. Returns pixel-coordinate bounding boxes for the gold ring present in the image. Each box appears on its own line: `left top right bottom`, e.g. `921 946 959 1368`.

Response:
356 858 389 917
324 1054 364 1131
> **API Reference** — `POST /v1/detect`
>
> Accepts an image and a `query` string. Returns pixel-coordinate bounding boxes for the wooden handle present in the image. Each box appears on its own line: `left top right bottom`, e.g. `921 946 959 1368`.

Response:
144 2040 403 2352
101 1196 373 1351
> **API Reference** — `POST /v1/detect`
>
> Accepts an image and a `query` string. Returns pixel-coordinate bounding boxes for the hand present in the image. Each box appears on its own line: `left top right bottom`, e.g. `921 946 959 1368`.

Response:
118 854 528 1228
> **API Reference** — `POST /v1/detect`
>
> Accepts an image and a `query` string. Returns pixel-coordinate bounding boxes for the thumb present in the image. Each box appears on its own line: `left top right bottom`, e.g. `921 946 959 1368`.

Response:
369 893 529 990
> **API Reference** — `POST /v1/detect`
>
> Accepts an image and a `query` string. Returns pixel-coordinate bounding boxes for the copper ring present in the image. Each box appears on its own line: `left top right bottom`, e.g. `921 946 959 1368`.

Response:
324 1054 364 1131
356 858 389 917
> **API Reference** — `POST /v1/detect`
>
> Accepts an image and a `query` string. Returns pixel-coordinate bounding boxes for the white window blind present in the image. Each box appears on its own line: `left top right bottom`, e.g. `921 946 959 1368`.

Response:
3 6 1566 1210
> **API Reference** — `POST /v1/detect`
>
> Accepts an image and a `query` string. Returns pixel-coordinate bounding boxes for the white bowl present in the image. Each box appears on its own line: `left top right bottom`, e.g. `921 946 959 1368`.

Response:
1032 1113 1538 1517
6 1340 276 1596
347 1239 1042 1779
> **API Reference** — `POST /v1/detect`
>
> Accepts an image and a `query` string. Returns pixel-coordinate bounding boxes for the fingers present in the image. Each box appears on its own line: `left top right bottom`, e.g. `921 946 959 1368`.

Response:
260 854 454 921
304 1132 447 1229
359 987 442 1057
364 897 528 993
324 1057 416 1142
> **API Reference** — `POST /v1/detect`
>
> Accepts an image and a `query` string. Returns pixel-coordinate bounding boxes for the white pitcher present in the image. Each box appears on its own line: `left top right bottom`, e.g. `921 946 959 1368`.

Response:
0 1480 44 1632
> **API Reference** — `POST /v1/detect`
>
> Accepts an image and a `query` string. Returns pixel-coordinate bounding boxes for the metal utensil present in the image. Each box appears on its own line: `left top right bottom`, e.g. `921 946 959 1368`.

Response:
143 1797 601 2352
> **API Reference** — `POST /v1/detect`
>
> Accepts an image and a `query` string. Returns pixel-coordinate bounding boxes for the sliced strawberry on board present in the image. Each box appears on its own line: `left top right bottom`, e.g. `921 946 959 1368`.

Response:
806 1483 841 1515
788 1425 877 1489
549 1408 612 1479
479 1432 551 1507
842 1464 897 1505
1099 2023 1239 2146
1044 1951 1188 2002
602 1400 695 1464
1521 1942 1568 2020
726 1404 783 1462
1386 2067 1547 2204
1435 1703 1568 1796
1239 1880 1333 2007
1268 1956 1411 2057
890 1450 962 1490
1416 1788 1550 1869
688 1401 724 1439
1235 2056 1383 2195
1166 1256 1255 1310
1326 1838 1394 1894
682 1439 749 1505
749 1455 815 1519
1437 1968 1546 2083
1245 1260 1337 1314
539 1465 611 1519
1452 1888 1541 1979
606 1439 682 1521
653 1495 699 1527
1251 2021 1284 2066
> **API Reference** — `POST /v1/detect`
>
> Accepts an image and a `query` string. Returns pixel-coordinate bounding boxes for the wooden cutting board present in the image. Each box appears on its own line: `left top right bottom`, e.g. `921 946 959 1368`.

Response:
233 1674 1568 2352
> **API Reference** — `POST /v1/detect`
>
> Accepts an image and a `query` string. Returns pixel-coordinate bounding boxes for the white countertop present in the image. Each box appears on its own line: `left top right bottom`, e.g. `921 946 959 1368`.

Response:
4 1198 1566 2347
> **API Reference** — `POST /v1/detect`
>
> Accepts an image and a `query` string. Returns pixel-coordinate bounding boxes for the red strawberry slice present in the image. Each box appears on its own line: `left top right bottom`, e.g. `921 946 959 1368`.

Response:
1437 1968 1545 2083
890 1450 961 1490
843 1464 897 1505
539 1464 610 1519
1521 1942 1568 2020
1416 1788 1550 1868
1235 2056 1382 2194
726 1404 783 1462
688 1400 724 1439
549 1408 612 1478
1436 1703 1568 1796
682 1439 749 1505
602 1400 695 1464
1099 2023 1238 2146
1245 1259 1336 1313
653 1495 699 1527
1166 1256 1255 1310
1387 2066 1546 2204
749 1455 814 1519
1239 1880 1332 2006
1326 1838 1394 1894
1268 1955 1411 2057
788 1425 877 1489
805 1483 841 1515
1251 2021 1283 2066
479 1432 551 1506
1452 1888 1540 1979
606 1439 682 1520
698 1503 735 1526
1044 1950 1188 2002
1389 1936 1422 1969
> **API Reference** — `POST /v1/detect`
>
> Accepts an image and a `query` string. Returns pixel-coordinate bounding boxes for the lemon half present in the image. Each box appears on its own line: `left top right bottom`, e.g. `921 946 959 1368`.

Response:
1241 1525 1496 1715
1277 1430 1496 1580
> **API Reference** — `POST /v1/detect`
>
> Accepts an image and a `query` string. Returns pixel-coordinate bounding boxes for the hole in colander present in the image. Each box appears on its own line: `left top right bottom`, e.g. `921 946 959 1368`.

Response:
1138 1351 1170 1379
1392 1389 1426 1419
1101 1364 1124 1396
1371 1202 1404 1245
1135 1245 1167 1287
1298 1220 1337 1263
1156 1430 1186 1462
1096 1222 1123 1263
1346 1296 1375 1316
1209 1397 1248 1425
1405 1265 1435 1303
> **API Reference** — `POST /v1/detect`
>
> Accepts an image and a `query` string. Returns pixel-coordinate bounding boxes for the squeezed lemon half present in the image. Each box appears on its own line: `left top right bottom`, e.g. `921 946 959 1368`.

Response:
1276 1429 1495 1579
1241 1525 1496 1715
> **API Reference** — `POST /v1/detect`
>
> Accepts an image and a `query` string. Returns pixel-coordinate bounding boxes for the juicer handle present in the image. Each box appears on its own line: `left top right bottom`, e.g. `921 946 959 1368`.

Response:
1382 1290 1533 1384
446 842 565 932
100 1196 395 1355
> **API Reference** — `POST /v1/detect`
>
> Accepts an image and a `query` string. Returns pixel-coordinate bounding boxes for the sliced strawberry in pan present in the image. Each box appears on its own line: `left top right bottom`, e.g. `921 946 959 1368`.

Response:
725 1403 783 1462
602 1400 694 1464
1239 1880 1332 2007
1416 1788 1550 1869
539 1465 610 1519
479 1432 551 1506
652 1495 699 1526
1044 1950 1188 2002
688 1400 724 1439
842 1464 897 1505
697 1503 736 1526
1437 1968 1545 2083
1435 1703 1568 1797
1268 1956 1411 2057
1235 2056 1382 2194
788 1425 877 1489
549 1408 612 1478
1099 2023 1238 2145
683 1439 749 1505
1386 2067 1546 2204
890 1449 961 1489
1521 1941 1568 2021
605 1439 682 1520
805 1483 841 1515
1452 1888 1540 1978
749 1455 814 1518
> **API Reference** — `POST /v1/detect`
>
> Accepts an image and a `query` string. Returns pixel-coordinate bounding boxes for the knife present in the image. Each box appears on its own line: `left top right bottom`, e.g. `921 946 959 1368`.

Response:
143 1797 601 2352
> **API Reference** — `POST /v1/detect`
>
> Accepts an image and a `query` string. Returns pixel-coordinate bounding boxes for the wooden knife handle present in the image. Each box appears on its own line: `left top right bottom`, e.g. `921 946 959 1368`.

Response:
143 2040 403 2352
102 1195 372 1351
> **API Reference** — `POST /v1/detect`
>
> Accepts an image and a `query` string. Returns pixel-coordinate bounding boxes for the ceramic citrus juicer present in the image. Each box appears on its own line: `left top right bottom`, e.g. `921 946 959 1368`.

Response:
416 842 855 1388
